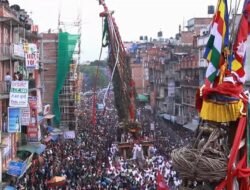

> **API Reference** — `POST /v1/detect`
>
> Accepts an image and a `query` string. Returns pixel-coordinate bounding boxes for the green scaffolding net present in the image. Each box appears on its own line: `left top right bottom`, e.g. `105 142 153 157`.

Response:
53 32 79 126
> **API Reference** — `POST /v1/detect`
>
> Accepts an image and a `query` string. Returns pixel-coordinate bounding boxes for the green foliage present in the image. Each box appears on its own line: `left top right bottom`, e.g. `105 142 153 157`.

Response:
79 64 109 90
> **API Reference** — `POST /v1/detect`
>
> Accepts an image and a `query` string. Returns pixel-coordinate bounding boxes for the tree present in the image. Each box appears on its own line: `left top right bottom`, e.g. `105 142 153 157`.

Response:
80 64 109 91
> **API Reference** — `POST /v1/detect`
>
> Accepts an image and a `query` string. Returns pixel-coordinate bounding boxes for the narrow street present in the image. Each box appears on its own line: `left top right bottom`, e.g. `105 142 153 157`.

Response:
10 91 194 190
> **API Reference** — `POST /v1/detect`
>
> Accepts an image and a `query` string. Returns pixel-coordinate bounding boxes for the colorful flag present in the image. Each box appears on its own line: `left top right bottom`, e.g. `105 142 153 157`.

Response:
230 0 250 84
156 171 169 190
203 0 229 86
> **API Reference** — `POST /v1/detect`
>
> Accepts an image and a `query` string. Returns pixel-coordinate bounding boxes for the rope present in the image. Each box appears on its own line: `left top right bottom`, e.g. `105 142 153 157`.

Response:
171 126 228 182
91 17 105 125
102 10 120 113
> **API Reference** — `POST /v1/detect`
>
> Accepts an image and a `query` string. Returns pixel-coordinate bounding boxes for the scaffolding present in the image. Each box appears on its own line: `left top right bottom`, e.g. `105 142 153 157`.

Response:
56 1 81 130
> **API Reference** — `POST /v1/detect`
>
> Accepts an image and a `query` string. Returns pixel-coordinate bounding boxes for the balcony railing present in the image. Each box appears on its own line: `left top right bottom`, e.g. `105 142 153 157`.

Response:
0 81 10 94
180 80 200 87
0 43 11 60
0 43 25 60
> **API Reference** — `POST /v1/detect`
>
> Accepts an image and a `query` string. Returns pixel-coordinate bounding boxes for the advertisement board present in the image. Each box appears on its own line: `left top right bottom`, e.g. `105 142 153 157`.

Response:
29 96 38 124
8 107 21 133
7 160 27 177
21 107 30 126
13 44 25 58
63 131 76 139
27 124 39 142
24 43 39 70
25 52 39 70
9 81 29 107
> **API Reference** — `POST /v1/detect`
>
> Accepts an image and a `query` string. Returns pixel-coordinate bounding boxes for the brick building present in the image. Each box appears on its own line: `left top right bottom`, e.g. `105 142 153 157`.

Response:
39 33 58 106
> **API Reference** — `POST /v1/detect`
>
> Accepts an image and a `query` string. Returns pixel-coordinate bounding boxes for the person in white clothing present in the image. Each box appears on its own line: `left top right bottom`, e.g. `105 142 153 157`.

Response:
4 71 12 92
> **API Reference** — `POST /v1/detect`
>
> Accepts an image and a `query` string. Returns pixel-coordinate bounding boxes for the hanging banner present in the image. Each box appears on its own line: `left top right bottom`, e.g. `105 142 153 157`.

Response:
25 52 39 70
24 43 39 70
8 107 21 133
27 124 39 142
29 96 38 124
21 107 30 126
24 43 37 54
9 81 29 107
63 131 76 139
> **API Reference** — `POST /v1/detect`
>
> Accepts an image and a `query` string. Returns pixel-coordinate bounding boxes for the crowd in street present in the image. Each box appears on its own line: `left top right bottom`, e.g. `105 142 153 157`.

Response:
11 89 193 190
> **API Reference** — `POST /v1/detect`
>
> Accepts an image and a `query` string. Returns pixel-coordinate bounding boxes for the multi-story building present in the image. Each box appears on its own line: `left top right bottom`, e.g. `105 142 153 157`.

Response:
39 31 80 130
0 2 45 183
129 42 153 95
39 33 58 106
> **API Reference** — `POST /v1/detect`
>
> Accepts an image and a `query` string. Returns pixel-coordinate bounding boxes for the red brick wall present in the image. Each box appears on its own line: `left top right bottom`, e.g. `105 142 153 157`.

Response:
40 33 58 106
180 31 194 45
131 63 144 94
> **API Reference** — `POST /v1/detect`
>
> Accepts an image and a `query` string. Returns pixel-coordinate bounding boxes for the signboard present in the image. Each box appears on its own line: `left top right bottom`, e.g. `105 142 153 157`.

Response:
21 107 30 126
7 161 26 177
9 81 29 107
25 52 39 70
13 44 25 58
27 124 39 142
24 43 39 70
8 107 21 133
24 43 37 54
29 96 38 124
63 131 76 139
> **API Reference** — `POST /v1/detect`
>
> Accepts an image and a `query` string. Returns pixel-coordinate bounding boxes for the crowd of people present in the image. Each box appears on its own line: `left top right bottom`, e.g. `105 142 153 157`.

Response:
10 89 193 190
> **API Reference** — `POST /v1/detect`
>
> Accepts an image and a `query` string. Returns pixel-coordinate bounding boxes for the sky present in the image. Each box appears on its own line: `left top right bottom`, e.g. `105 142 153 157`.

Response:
8 0 242 62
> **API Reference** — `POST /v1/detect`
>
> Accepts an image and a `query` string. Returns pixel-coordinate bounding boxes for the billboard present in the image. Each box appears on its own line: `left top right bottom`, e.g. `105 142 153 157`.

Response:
29 96 38 124
9 81 29 107
7 160 27 177
8 107 21 133
27 124 39 142
24 43 39 70
21 107 30 126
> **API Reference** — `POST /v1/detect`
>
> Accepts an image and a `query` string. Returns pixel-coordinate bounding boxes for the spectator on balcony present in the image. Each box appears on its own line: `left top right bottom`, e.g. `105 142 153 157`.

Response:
18 71 23 81
13 72 19 80
4 71 12 92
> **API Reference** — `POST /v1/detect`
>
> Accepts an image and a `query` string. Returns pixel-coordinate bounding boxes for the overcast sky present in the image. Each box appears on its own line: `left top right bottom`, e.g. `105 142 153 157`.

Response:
9 0 243 62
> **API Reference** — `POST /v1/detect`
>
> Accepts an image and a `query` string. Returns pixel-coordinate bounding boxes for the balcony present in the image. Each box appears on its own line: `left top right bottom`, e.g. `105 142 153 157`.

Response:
12 43 25 60
0 43 11 60
0 81 10 99
180 79 200 87
0 43 25 61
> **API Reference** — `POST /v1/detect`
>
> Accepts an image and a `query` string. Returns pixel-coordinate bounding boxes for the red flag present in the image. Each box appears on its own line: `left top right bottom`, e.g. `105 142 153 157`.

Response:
230 2 249 83
156 171 169 190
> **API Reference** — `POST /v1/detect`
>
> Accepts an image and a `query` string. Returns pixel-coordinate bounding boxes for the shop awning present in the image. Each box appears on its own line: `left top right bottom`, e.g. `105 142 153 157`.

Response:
18 144 46 155
4 185 16 190
136 94 149 102
44 114 55 119
50 128 63 135
183 122 198 131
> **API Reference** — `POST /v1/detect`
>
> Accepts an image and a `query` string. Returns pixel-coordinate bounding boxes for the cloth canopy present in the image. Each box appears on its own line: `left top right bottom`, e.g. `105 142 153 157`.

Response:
4 186 16 190
18 144 46 155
